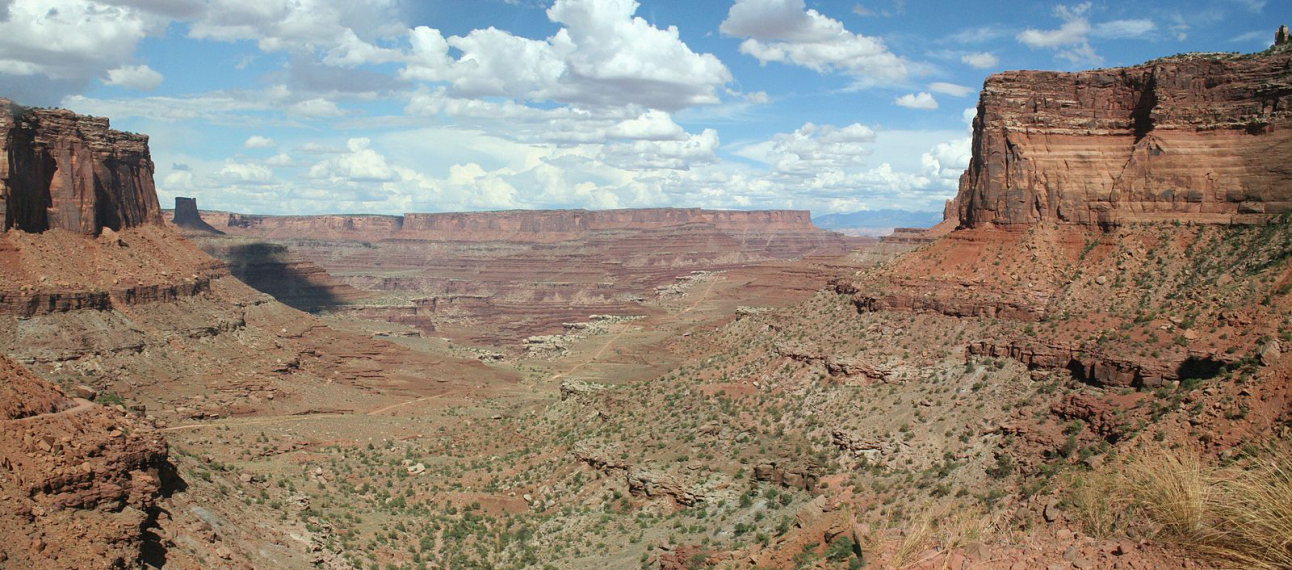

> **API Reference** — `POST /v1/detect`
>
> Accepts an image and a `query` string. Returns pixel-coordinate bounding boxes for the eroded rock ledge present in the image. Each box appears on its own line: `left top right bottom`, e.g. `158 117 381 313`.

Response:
966 339 1232 388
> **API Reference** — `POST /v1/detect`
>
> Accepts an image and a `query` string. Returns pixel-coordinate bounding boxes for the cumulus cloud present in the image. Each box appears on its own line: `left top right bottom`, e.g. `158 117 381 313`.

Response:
960 52 998 69
264 153 294 166
219 161 275 183
599 129 719 170
719 0 908 87
289 97 345 117
605 110 686 141
187 0 402 62
764 122 876 174
306 137 401 183
921 136 971 185
0 0 162 103
895 92 938 110
1016 3 1101 65
244 135 276 149
401 0 731 111
927 82 973 97
103 64 163 90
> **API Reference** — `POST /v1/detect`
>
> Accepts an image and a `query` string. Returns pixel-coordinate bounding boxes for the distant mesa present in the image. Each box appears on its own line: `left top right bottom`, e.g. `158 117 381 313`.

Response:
172 196 224 234
214 207 824 242
0 98 162 235
954 33 1292 228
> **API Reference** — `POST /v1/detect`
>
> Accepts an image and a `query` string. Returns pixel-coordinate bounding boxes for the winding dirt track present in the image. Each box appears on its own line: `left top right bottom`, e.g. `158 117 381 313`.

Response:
11 398 96 424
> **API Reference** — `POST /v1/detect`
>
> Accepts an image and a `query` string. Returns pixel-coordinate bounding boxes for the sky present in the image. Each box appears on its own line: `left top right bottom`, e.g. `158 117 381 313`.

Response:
0 0 1280 216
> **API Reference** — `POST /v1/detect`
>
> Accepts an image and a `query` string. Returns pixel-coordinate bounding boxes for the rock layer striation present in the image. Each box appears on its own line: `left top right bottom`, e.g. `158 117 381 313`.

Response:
1 98 162 234
956 48 1292 227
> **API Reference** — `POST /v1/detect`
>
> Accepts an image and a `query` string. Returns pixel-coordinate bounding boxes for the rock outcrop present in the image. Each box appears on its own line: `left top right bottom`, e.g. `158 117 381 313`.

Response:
0 355 170 569
966 339 1230 388
955 47 1292 228
1 98 162 235
171 197 223 234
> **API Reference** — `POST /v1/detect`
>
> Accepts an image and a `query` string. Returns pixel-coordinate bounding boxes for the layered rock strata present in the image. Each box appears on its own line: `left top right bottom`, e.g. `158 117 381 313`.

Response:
956 48 1292 227
0 355 170 569
1 99 162 234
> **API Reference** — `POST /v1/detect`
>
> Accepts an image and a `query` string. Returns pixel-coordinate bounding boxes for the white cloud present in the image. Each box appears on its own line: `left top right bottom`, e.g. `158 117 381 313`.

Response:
244 135 276 149
763 122 877 174
599 129 719 170
921 136 971 185
960 52 998 69
1229 29 1274 46
1018 18 1090 48
720 0 908 87
187 0 401 59
264 152 294 166
1092 19 1155 39
308 137 398 182
289 97 345 117
895 92 938 110
0 0 162 103
103 64 162 90
219 161 274 183
1016 3 1102 65
605 110 685 141
401 0 731 111
927 82 973 97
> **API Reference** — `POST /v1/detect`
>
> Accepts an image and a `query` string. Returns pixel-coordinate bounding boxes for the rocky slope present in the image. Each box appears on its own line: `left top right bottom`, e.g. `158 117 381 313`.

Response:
0 355 170 569
1 98 162 234
956 46 1292 228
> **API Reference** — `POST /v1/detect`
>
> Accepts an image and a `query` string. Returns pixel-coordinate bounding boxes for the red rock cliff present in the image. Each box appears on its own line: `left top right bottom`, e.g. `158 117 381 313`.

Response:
0 98 162 234
956 47 1292 228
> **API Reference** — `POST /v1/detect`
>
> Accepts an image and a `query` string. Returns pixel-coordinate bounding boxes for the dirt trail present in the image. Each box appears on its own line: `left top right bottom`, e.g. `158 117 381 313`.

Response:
11 398 96 423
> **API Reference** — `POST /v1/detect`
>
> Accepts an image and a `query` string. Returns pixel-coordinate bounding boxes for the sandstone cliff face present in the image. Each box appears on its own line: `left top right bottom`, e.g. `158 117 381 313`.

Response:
957 49 1292 227
221 208 817 242
0 98 162 235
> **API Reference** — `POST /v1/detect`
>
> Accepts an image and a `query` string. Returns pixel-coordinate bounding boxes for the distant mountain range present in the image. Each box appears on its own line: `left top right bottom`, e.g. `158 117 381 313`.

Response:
812 209 942 233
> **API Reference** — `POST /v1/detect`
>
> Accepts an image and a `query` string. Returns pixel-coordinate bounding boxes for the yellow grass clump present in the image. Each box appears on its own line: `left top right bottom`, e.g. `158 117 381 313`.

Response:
1068 444 1292 570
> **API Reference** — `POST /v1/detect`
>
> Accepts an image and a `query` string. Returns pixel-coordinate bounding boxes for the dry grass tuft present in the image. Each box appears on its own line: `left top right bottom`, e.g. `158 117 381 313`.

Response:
1068 444 1292 570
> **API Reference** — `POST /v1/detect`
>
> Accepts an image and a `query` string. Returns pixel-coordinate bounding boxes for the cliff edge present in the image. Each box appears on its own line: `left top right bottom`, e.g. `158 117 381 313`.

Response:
0 98 162 235
956 42 1292 228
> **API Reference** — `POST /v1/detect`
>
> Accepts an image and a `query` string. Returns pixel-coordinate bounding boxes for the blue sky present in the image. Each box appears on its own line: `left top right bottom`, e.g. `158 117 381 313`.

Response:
0 0 1280 216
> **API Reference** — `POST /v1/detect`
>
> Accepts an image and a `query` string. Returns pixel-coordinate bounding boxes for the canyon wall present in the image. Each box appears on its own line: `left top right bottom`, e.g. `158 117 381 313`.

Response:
0 99 162 234
956 48 1292 228
221 208 817 242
